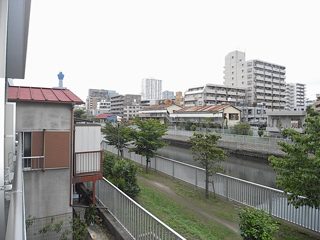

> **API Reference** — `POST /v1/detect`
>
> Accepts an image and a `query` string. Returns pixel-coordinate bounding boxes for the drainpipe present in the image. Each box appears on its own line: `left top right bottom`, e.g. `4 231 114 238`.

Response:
70 105 75 206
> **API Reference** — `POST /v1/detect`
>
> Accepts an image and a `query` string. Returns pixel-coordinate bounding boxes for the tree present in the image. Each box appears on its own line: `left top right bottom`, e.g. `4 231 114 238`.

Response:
269 106 320 208
231 122 253 135
129 118 168 173
238 207 279 240
258 130 264 137
74 109 86 119
185 120 192 130
103 121 132 159
187 132 227 198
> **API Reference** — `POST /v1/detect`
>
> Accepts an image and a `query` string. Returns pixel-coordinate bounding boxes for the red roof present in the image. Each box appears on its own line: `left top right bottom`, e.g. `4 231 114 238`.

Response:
94 114 115 119
8 86 84 104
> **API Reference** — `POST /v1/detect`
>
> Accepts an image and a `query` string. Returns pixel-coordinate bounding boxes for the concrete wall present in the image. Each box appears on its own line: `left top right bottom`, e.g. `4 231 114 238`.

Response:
24 169 72 218
15 102 72 131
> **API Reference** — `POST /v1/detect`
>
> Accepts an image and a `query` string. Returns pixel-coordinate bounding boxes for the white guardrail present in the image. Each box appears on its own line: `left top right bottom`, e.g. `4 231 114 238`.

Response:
166 129 292 147
101 141 320 233
86 147 187 240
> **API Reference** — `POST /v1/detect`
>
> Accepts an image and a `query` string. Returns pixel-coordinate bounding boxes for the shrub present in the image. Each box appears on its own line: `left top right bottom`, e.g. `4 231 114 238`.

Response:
102 152 141 198
258 130 264 137
191 124 197 131
111 159 141 198
238 207 279 240
185 120 192 130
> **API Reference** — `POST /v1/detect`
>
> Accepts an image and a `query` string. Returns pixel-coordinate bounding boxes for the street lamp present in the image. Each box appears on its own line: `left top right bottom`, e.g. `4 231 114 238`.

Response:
117 122 120 160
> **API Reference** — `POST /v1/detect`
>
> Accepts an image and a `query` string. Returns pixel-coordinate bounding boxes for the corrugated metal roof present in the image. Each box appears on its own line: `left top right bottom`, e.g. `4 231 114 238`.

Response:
143 104 173 110
8 86 84 104
94 114 115 119
176 105 230 113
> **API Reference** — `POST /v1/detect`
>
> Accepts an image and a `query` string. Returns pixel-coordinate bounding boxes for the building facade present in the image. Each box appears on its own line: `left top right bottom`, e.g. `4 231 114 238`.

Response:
285 83 306 111
184 84 246 107
224 50 286 110
141 78 162 100
162 90 175 99
110 94 141 120
86 89 118 110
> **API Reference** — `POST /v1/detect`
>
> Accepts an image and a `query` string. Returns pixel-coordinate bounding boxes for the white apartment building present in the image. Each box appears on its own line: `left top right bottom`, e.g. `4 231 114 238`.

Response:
285 83 306 111
184 83 246 107
224 50 286 110
141 78 162 100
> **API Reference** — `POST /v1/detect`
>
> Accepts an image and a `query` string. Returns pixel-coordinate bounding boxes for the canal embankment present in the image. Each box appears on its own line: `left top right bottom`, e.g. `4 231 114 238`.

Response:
161 134 284 160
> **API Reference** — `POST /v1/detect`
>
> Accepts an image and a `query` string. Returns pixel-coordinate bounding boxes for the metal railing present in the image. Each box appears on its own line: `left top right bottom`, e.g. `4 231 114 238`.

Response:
166 129 292 147
22 156 44 171
85 178 186 240
101 142 320 233
74 150 103 177
5 133 27 240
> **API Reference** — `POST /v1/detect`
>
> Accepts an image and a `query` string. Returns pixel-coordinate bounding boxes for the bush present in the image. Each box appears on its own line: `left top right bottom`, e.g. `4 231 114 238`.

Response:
238 207 279 240
185 120 192 130
102 152 141 198
258 130 264 137
230 122 253 135
191 124 197 131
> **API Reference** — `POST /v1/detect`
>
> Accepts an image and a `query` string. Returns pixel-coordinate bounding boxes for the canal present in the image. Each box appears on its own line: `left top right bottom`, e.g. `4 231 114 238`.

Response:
157 144 278 188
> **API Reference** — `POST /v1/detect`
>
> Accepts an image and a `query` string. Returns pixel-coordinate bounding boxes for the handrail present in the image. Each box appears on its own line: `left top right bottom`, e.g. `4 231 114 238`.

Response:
5 133 26 240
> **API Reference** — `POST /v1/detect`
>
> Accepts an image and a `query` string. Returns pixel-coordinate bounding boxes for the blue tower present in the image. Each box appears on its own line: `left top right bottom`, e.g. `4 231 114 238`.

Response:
57 72 64 88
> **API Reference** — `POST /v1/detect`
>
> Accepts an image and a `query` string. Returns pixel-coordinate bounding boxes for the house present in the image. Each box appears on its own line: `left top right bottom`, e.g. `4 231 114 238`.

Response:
170 104 241 128
7 86 103 222
94 113 118 122
266 110 306 136
139 104 182 124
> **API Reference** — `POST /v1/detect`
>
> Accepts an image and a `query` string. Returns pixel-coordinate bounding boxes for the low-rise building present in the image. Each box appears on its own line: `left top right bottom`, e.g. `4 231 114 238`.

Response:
139 104 182 124
266 110 306 136
170 104 241 128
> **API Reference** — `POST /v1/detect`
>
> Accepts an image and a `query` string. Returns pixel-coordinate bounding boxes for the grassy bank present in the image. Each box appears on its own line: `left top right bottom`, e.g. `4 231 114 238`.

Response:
136 167 320 240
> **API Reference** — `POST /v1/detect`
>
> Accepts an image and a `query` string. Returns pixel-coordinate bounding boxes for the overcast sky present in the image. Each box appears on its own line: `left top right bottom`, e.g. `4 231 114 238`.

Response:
13 0 320 102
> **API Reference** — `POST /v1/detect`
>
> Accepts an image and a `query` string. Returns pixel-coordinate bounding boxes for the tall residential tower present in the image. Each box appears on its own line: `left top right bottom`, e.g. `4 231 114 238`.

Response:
141 78 162 100
224 50 286 110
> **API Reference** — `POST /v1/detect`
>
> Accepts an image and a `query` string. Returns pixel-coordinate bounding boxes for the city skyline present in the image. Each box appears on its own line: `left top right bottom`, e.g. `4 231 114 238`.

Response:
12 0 320 102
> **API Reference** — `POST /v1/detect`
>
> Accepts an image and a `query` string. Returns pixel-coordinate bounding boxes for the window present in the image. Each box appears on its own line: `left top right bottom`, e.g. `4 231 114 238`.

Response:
232 71 234 74
232 56 234 59
247 74 252 79
229 114 239 120
247 62 252 66
247 68 252 72
198 101 202 105
257 109 261 114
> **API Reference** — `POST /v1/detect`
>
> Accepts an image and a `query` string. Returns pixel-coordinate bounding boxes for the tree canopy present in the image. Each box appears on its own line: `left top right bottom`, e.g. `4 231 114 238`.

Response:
188 132 227 198
129 118 168 173
230 122 253 135
103 121 132 158
74 109 86 119
269 106 320 208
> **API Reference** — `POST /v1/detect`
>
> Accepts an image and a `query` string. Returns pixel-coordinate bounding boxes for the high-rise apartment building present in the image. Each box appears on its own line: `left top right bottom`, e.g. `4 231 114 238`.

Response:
141 78 162 100
285 83 306 111
224 50 286 110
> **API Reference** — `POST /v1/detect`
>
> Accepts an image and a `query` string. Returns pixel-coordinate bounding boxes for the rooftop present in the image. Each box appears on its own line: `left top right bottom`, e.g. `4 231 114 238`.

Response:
8 86 84 104
176 105 230 113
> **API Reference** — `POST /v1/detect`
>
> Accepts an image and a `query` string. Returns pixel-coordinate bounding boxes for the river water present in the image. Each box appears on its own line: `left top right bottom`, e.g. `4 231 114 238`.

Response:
157 144 278 188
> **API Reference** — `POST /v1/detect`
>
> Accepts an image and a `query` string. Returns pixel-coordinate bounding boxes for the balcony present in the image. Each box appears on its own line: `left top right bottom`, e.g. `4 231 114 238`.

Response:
74 151 103 179
22 156 44 171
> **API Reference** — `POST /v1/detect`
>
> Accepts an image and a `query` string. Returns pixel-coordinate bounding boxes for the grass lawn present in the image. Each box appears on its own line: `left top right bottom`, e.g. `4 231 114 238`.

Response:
136 167 320 240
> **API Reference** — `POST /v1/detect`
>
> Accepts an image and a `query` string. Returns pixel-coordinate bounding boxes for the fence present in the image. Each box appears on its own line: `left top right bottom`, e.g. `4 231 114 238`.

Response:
85 178 186 240
101 141 320 233
166 129 292 147
26 213 73 240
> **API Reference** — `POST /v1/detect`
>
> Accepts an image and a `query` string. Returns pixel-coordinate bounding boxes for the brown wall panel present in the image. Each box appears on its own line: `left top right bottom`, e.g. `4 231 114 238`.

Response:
32 131 44 156
44 132 70 169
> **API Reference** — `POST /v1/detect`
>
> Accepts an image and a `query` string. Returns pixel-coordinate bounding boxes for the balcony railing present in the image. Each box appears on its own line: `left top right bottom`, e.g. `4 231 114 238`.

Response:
22 156 44 171
74 150 102 177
